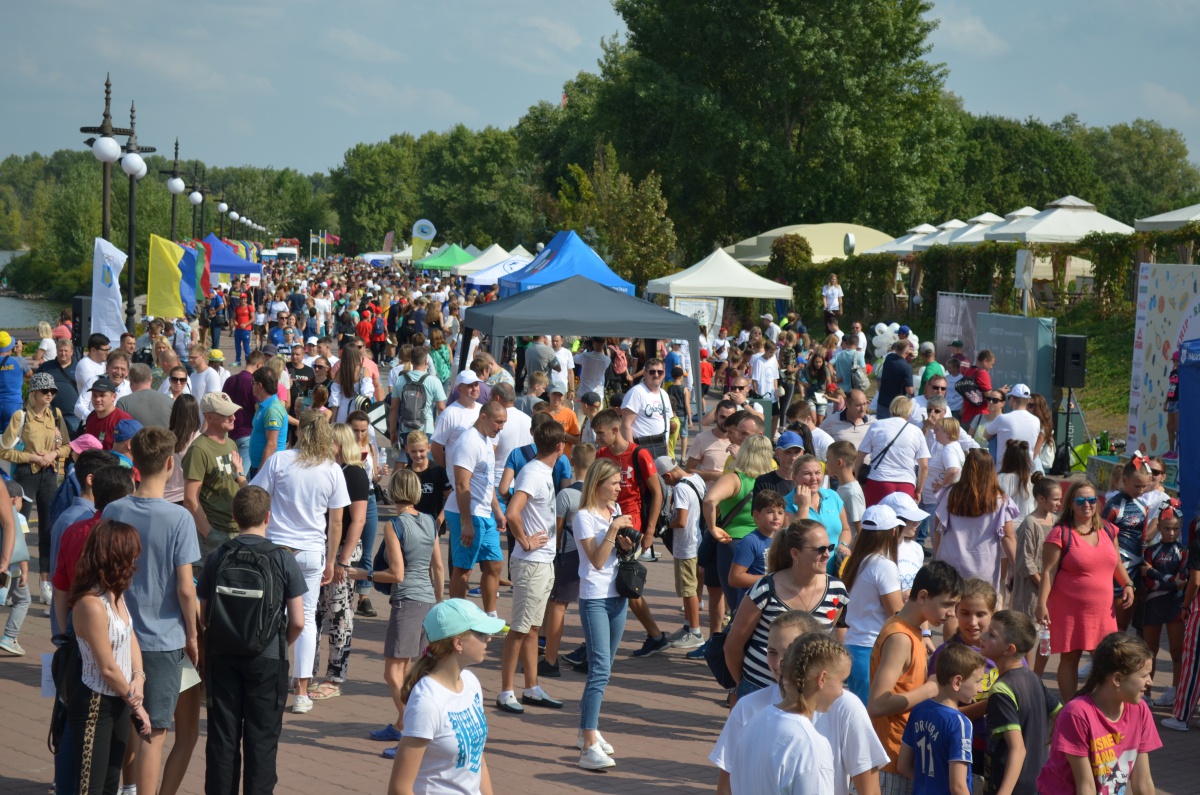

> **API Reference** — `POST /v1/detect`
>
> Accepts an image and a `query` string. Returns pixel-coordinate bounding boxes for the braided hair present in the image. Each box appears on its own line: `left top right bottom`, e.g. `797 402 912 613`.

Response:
779 633 850 716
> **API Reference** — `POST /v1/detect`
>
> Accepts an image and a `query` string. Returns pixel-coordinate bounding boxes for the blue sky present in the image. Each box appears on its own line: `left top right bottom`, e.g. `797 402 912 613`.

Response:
3 1 1197 176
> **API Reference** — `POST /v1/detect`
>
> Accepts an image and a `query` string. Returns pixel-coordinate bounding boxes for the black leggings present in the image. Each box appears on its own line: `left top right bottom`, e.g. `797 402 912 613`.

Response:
16 465 58 574
69 677 131 795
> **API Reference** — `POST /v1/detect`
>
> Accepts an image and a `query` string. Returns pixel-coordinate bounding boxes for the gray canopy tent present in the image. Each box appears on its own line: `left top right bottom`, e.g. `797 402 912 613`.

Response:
459 274 702 412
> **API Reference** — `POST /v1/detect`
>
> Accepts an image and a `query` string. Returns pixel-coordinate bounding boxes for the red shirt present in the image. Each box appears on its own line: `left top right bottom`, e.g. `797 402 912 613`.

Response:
84 407 132 450
51 513 102 592
597 444 657 533
235 305 253 330
700 361 714 387
959 366 992 425
356 319 374 342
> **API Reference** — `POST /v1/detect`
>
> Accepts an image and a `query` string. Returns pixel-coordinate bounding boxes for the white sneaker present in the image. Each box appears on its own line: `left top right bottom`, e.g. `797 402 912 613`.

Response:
576 729 614 755
292 694 313 714
579 741 616 770
1161 716 1190 732
664 625 690 643
670 631 704 650
1153 686 1177 707
40 581 52 605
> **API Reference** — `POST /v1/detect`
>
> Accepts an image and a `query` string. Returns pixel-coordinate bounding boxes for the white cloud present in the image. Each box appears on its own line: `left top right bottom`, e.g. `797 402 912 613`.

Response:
931 2 1009 58
329 74 477 120
523 16 583 51
323 28 405 64
1139 81 1200 123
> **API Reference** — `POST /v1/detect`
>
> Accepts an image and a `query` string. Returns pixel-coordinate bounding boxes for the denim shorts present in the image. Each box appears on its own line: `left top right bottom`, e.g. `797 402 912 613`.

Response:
447 513 503 570
142 648 185 729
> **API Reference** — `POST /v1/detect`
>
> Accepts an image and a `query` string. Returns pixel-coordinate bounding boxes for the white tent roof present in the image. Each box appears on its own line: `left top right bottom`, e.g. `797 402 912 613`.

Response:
981 207 1039 239
508 244 534 259
451 243 510 276
464 255 534 287
644 248 793 299
909 219 966 250
1135 202 1200 232
360 251 404 262
863 223 938 255
985 196 1133 243
919 212 1005 248
395 244 413 260
465 244 483 257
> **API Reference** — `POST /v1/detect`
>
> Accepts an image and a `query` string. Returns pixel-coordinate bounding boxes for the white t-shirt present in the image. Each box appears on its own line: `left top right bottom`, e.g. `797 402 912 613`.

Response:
445 427 495 518
669 474 706 560
575 350 611 397
922 441 965 504
431 401 482 475
75 356 107 395
944 373 964 411
492 407 532 483
897 539 924 593
843 554 902 648
510 460 556 564
712 337 730 362
731 707 834 795
402 670 488 795
860 417 930 486
812 691 891 793
252 451 351 552
752 355 779 397
822 284 844 312
188 367 223 404
37 338 56 361
551 347 575 394
621 383 673 440
986 408 1042 467
764 322 782 344
711 682 780 773
810 426 834 462
573 507 621 600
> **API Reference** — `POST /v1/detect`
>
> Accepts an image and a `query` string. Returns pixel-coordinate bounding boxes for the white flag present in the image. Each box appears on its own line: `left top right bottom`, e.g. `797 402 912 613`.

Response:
92 237 127 341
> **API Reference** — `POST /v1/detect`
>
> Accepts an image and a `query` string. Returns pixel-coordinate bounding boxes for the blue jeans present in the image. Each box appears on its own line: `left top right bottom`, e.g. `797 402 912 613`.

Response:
577 597 628 731
847 643 873 704
234 329 251 364
715 536 744 615
917 499 937 546
354 491 379 596
233 435 251 477
210 325 222 351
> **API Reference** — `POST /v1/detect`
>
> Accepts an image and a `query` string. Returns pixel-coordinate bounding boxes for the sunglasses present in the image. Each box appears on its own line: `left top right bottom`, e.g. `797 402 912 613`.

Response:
1074 496 1098 506
987 397 1004 404
646 369 664 375
314 364 327 370
804 544 837 555
170 377 188 384
38 389 58 396
731 384 748 390
1150 469 1166 476
930 386 947 392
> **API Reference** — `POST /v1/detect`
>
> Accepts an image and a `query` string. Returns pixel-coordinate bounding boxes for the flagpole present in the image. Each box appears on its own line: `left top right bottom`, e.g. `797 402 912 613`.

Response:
308 229 312 261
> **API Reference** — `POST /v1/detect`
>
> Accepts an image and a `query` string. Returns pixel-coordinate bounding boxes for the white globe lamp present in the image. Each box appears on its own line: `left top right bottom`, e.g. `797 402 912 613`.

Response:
167 177 186 195
92 136 122 163
188 191 203 206
121 152 145 177
217 202 228 214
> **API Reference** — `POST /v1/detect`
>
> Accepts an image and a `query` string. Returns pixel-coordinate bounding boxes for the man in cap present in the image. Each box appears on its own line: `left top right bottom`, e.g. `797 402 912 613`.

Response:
753 431 806 498
579 391 602 446
110 419 143 471
986 383 1042 469
83 377 133 450
431 370 484 469
917 341 944 394
760 314 781 343
656 455 707 650
302 336 320 366
118 363 174 429
74 349 132 421
183 392 247 563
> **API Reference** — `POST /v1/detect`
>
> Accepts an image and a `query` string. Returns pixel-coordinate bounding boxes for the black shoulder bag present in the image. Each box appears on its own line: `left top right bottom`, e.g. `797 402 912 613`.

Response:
614 534 648 599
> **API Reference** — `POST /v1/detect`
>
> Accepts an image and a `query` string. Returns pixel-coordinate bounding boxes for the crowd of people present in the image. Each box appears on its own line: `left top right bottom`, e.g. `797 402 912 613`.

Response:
0 257 1193 795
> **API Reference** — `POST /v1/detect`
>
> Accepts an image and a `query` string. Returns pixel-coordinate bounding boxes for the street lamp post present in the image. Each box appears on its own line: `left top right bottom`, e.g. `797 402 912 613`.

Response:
80 74 132 242
216 195 228 238
121 102 155 333
162 139 185 241
198 166 209 239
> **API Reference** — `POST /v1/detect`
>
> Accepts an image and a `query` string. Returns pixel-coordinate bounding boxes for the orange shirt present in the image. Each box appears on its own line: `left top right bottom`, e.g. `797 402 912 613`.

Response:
550 404 581 457
869 615 928 773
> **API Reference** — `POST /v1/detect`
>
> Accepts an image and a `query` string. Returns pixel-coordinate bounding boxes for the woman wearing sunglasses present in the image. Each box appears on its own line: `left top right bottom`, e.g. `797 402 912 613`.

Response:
723 518 849 699
1036 479 1136 699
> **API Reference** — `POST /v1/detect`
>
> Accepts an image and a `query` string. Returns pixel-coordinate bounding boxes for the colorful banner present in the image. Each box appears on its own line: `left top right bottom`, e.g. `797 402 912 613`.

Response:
1127 263 1200 454
382 230 395 253
323 232 341 246
147 234 197 319
411 219 436 263
91 238 127 340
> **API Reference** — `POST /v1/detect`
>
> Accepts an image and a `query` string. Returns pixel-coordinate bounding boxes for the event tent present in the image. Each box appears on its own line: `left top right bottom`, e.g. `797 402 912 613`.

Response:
498 230 634 298
863 223 939 255
465 244 483 257
465 255 533 287
203 233 261 275
451 243 510 276
416 243 475 271
1135 202 1200 232
977 207 1039 240
915 213 1005 249
509 244 534 259
985 195 1133 243
725 222 894 264
645 248 792 299
909 219 966 250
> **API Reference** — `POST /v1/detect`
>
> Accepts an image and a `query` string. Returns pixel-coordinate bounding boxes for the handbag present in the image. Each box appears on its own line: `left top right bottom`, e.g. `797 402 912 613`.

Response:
703 630 738 689
857 421 910 486
553 484 583 586
614 547 648 599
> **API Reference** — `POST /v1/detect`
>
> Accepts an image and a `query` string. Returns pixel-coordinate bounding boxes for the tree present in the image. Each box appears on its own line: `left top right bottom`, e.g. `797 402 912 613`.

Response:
557 144 677 287
0 185 23 250
327 135 421 252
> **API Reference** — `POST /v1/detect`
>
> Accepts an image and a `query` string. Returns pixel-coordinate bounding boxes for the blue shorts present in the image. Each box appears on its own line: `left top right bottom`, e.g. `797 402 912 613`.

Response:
447 513 503 570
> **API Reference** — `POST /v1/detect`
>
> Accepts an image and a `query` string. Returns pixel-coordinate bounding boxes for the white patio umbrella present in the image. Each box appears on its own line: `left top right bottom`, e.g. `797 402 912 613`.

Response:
985 196 1133 243
862 223 938 255
1135 202 1200 232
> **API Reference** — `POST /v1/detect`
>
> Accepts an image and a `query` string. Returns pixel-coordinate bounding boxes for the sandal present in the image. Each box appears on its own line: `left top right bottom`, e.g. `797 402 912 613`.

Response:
310 682 342 700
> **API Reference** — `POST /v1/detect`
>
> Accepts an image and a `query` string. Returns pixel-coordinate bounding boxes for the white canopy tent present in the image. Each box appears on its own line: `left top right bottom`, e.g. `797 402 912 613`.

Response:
918 212 1005 248
978 206 1038 240
863 223 938 255
509 244 534 259
645 248 793 299
985 196 1133 243
1135 202 1200 231
395 244 413 261
465 254 534 287
451 243 510 276
464 244 483 257
908 219 966 251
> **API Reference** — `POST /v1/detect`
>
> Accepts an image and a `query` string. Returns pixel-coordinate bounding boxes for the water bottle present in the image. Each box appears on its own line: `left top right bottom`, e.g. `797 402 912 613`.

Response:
1038 624 1052 657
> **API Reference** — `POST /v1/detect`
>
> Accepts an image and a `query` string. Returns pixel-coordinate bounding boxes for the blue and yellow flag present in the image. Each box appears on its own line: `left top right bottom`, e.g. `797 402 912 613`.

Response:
147 234 197 318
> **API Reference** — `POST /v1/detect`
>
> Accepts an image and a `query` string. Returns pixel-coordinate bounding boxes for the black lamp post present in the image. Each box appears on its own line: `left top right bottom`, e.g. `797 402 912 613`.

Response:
120 102 155 333
216 193 228 238
198 166 209 239
161 139 186 241
80 74 132 242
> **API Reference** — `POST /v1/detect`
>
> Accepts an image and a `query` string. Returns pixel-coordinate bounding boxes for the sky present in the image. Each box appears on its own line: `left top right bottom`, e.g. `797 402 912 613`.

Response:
2 0 1198 177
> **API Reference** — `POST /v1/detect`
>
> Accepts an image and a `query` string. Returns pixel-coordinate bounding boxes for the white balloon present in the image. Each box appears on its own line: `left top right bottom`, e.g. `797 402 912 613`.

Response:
874 323 887 335
888 323 900 333
872 334 887 347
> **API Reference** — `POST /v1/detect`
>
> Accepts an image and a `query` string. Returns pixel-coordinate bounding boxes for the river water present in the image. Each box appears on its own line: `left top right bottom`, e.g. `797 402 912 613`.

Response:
0 250 69 329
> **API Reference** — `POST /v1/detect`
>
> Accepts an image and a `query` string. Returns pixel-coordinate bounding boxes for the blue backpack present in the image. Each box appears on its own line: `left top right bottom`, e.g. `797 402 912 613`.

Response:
371 516 407 596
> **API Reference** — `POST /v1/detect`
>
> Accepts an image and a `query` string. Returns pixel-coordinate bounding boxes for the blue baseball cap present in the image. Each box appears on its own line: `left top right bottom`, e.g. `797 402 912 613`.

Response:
898 325 911 335
423 598 507 642
776 431 805 451
113 419 143 443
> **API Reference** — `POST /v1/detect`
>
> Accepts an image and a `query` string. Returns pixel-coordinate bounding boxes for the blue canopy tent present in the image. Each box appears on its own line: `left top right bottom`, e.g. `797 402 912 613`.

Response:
1179 338 1200 544
203 233 262 275
497 230 634 298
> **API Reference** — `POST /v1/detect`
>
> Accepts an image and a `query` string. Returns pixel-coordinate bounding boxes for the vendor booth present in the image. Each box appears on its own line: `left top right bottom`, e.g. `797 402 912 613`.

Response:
497 231 634 298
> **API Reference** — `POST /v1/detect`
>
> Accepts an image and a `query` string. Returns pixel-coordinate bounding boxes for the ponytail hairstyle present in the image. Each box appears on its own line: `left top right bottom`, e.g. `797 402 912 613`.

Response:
998 440 1033 499
400 637 458 704
841 526 900 592
767 519 826 573
1077 632 1152 699
779 633 851 715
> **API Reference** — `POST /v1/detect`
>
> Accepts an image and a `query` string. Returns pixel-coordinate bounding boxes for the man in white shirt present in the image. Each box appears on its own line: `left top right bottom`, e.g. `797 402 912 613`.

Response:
620 357 673 459
430 371 483 470
549 335 575 396
74 333 112 397
74 350 132 420
760 313 781 343
488 383 532 487
497 420 565 714
187 344 224 405
445 401 508 617
908 374 948 426
656 456 706 649
751 340 780 403
986 383 1043 468
574 337 611 402
849 321 868 352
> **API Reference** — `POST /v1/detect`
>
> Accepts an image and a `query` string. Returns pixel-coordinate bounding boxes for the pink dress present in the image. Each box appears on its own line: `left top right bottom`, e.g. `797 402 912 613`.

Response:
1045 522 1118 654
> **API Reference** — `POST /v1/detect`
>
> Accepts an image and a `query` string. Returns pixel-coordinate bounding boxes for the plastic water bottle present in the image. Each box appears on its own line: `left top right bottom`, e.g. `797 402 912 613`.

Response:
1038 624 1052 657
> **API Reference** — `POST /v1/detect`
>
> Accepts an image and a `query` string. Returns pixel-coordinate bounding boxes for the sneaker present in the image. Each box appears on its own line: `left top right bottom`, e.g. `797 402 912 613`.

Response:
468 587 482 597
291 694 313 714
537 658 561 678
664 625 690 643
670 631 704 650
40 581 52 605
579 742 616 770
1153 686 1177 708
571 658 590 674
356 598 377 618
370 723 403 742
563 644 588 666
685 638 711 660
0 636 24 656
537 635 546 655
576 729 615 754
638 549 659 562
630 633 670 658
1161 716 1191 732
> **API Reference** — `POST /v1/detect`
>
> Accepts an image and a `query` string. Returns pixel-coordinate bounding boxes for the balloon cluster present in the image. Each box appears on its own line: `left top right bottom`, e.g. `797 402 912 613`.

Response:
871 322 919 362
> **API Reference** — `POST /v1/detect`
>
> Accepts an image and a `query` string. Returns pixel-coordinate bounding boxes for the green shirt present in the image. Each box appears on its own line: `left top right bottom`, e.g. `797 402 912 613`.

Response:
719 472 758 540
919 361 946 393
182 434 240 537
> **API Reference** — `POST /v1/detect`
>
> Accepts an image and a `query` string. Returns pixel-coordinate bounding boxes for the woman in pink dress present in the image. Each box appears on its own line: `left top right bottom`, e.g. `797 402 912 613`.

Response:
1037 479 1137 699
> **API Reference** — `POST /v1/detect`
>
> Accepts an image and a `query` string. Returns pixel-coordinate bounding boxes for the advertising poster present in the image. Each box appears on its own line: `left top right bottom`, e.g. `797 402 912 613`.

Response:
935 292 992 362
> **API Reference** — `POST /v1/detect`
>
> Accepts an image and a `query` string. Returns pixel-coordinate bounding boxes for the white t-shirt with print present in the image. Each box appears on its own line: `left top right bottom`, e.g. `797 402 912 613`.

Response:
402 670 488 795
551 347 575 394
511 460 556 564
752 355 779 398
897 539 924 593
444 426 495 518
822 284 844 311
860 417 930 486
573 507 621 600
621 383 673 440
669 473 706 560
731 707 834 795
843 553 903 648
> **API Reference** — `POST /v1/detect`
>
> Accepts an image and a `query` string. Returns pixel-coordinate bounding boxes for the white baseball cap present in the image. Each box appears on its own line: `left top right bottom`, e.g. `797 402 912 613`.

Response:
879 492 930 523
1009 384 1031 399
456 370 481 386
861 504 904 531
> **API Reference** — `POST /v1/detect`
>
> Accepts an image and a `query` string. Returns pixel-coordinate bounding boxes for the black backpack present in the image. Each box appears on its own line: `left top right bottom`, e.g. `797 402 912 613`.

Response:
372 516 408 596
203 539 286 656
398 373 431 432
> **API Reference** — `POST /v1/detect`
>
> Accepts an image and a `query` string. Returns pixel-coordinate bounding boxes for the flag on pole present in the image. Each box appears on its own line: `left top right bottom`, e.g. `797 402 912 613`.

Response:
91 237 127 340
325 232 340 246
382 230 395 253
147 234 197 319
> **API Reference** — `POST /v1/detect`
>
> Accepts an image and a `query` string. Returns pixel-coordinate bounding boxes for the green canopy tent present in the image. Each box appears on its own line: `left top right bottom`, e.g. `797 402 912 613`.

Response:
415 243 474 271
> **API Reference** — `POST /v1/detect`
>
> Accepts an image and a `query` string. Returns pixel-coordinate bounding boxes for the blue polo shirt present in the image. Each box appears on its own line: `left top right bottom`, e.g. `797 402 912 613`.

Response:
249 395 288 467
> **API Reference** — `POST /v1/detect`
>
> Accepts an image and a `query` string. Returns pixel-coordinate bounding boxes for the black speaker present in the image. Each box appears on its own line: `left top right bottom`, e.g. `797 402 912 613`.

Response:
72 295 92 355
1055 334 1087 389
